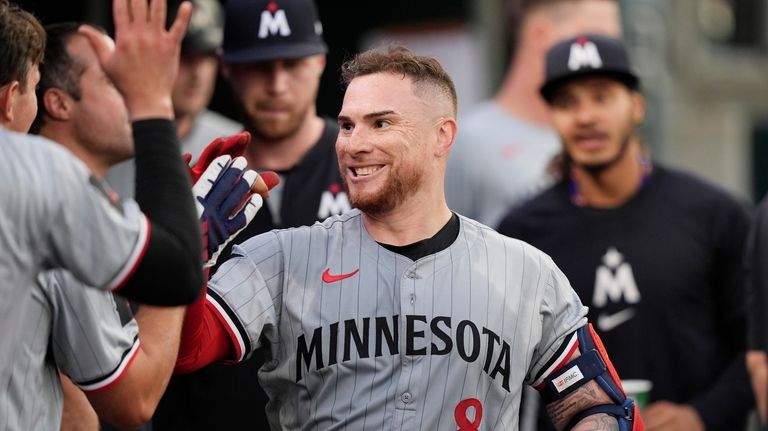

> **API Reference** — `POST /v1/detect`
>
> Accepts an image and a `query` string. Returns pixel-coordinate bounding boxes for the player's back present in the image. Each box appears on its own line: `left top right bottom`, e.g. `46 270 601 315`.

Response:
0 129 144 430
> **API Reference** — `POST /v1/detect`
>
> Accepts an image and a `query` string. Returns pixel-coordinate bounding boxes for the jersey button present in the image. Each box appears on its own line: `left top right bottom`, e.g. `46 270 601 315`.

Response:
406 271 417 279
401 392 412 403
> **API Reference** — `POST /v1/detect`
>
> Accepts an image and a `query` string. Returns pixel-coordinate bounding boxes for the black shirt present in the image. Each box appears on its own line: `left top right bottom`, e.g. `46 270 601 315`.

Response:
498 164 754 431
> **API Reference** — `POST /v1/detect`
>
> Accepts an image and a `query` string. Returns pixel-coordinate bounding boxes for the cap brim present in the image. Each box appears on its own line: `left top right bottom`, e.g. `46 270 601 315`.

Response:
540 70 639 102
223 42 327 63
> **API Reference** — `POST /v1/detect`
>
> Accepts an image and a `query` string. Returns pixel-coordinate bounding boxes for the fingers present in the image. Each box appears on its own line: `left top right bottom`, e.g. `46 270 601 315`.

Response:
192 154 232 214
149 0 167 30
113 0 130 34
220 169 257 215
168 1 193 44
77 25 115 66
131 0 149 24
259 171 280 190
182 153 192 165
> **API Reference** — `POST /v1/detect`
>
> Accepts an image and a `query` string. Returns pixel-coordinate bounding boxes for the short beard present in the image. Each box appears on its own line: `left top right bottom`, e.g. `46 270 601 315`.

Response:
579 131 633 175
343 167 423 217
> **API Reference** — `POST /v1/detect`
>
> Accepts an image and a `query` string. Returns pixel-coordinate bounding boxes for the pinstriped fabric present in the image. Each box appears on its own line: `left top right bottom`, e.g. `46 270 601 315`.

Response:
208 209 587 430
0 130 145 430
1 270 139 431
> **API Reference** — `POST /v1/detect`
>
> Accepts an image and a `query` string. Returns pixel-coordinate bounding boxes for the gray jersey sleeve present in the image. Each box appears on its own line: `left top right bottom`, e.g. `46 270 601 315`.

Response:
206 231 285 362
525 254 588 385
39 270 140 392
1 130 149 291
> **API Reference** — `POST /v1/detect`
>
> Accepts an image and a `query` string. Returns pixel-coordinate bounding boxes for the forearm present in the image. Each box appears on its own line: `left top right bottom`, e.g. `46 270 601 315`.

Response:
59 373 99 431
117 119 203 305
546 379 615 430
88 305 185 429
175 290 233 373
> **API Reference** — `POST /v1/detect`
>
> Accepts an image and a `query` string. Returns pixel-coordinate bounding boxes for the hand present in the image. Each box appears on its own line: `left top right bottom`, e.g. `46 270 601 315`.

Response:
644 401 704 431
183 132 279 199
192 155 262 267
78 0 192 120
186 132 251 183
747 350 768 424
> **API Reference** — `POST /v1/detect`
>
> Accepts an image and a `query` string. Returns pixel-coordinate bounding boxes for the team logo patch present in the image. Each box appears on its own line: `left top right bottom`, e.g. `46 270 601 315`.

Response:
568 37 603 71
258 1 291 39
317 183 351 219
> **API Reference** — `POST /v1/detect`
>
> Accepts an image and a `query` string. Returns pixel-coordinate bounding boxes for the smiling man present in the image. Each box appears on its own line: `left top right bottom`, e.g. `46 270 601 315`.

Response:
173 45 643 431
498 34 754 430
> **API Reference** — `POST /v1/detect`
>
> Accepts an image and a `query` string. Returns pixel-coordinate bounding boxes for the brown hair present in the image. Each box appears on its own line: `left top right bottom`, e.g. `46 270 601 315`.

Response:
340 45 458 117
0 0 45 91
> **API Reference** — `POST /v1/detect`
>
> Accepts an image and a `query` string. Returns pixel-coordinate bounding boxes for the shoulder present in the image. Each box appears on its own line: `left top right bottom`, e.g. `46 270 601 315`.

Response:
458 213 555 266
653 165 751 217
496 182 569 233
196 110 242 135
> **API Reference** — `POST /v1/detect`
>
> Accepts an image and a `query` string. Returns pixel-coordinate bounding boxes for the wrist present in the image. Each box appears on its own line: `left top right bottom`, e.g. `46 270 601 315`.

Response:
128 97 175 121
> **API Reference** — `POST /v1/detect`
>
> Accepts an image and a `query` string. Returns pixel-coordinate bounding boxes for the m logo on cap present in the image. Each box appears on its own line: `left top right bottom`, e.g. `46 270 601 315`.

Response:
568 37 602 71
258 2 291 39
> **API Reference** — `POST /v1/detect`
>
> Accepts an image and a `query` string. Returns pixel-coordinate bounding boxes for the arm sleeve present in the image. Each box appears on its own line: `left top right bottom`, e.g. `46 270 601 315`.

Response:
525 252 588 384
41 270 140 394
176 233 284 369
114 119 204 305
689 199 755 429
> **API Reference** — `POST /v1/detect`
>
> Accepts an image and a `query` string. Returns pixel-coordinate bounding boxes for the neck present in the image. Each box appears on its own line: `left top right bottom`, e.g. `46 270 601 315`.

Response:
494 52 551 126
174 112 196 141
244 114 324 171
362 179 453 246
570 139 648 208
41 127 109 178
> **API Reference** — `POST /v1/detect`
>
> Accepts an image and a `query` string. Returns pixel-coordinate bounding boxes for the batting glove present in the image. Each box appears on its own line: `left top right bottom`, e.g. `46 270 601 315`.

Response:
184 132 251 184
192 155 263 267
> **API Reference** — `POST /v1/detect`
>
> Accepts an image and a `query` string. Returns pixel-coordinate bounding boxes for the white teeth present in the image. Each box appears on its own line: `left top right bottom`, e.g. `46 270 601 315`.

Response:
355 166 381 176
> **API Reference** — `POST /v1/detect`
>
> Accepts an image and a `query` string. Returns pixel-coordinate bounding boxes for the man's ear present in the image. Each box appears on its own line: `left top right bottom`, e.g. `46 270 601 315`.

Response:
42 88 75 121
434 117 458 158
631 91 646 126
0 81 20 125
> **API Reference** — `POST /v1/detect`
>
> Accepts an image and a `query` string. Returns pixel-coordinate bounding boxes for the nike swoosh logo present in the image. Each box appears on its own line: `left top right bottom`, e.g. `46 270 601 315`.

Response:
322 268 359 283
597 308 635 332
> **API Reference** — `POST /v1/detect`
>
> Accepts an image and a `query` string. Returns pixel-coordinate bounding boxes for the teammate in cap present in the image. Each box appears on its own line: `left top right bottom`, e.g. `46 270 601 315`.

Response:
173 45 642 430
153 1 347 428
445 0 621 228
498 34 753 430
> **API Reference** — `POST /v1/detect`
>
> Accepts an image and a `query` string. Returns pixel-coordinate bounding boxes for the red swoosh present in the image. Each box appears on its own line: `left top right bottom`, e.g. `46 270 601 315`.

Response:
322 268 359 283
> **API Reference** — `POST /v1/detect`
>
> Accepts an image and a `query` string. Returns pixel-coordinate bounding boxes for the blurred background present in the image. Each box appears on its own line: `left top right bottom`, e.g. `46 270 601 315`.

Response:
17 0 768 203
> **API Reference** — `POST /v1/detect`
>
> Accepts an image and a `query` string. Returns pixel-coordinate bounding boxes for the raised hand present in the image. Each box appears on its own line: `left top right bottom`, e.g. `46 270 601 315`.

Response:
78 0 192 120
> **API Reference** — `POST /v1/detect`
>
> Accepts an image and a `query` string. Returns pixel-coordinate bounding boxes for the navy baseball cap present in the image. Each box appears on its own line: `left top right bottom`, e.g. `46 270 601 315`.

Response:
540 34 640 103
223 0 328 64
168 0 224 55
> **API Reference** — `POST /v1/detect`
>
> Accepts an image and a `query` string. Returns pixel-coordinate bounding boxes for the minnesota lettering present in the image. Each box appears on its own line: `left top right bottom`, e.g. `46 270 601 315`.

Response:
296 315 512 391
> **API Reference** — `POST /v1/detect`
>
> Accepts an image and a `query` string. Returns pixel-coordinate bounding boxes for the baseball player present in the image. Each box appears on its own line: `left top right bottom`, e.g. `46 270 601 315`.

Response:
154 1 347 428
0 1 267 429
498 34 753 430
175 46 642 430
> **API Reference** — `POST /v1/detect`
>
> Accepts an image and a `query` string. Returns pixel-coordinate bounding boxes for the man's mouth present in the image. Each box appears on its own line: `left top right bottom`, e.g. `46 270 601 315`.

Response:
351 165 384 177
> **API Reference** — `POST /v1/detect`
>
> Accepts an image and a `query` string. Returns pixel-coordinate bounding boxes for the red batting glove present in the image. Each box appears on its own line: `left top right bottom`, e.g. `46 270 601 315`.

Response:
184 131 251 183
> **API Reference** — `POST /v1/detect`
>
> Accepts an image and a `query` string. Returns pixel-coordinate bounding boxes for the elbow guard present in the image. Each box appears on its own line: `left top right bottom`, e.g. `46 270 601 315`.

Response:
535 324 644 431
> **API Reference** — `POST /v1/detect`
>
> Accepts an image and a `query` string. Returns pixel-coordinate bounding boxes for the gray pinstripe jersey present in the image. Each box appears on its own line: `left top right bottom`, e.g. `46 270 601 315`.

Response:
208 209 587 430
1 270 139 430
0 129 146 430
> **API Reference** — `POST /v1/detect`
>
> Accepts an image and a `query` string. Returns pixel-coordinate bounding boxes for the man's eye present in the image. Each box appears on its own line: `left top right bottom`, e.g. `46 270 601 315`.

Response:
340 122 353 131
375 119 389 128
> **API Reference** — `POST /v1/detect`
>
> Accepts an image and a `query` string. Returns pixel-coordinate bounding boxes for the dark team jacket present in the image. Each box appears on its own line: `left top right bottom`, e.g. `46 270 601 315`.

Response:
153 118 350 431
497 164 754 431
747 197 768 351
